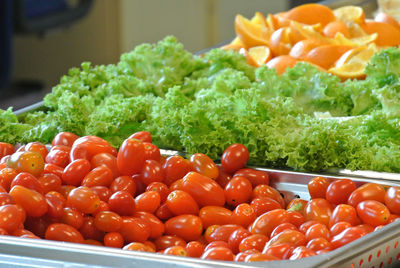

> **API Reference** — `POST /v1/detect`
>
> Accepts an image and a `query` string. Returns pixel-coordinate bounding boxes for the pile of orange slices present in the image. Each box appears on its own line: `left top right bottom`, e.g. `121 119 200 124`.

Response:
223 4 400 79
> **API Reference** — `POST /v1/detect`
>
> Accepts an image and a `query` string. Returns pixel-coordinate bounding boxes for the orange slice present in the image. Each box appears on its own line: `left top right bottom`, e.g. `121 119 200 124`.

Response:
329 62 366 80
304 44 353 70
221 37 244 51
283 3 335 27
334 32 377 46
269 27 294 56
290 21 334 45
235 14 271 48
266 55 298 75
289 39 324 60
248 46 272 67
333 5 365 25
323 21 350 38
251 12 267 28
361 20 400 47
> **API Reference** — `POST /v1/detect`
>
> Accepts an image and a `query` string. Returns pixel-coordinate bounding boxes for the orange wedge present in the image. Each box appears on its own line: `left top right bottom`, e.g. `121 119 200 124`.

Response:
333 6 365 25
304 44 353 70
334 32 377 46
289 39 324 60
235 14 271 48
266 55 298 75
251 12 267 27
221 37 244 51
248 46 272 67
283 3 335 26
361 20 400 47
375 13 400 31
269 27 294 56
323 21 350 38
329 63 366 80
290 21 334 45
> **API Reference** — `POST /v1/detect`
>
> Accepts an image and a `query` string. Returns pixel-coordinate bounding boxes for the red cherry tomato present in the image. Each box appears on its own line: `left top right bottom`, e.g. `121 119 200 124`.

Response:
140 160 165 185
25 142 48 160
305 222 330 241
221 143 249 173
326 179 356 205
348 183 386 207
250 197 282 216
61 207 84 230
232 203 257 228
108 190 136 216
252 184 285 208
330 226 367 249
224 176 252 206
0 142 14 159
62 159 91 186
250 209 290 237
52 132 79 147
189 153 219 179
143 142 160 162
270 222 297 238
90 186 111 202
81 165 114 187
186 241 205 258
356 200 390 227
0 193 14 206
71 136 116 161
162 155 193 186
180 172 225 207
146 182 169 203
94 211 122 232
133 211 165 239
215 166 232 188
11 172 43 194
266 229 306 248
305 198 333 226
9 185 48 217
0 204 25 233
207 224 243 243
263 243 294 260
66 186 100 214
239 233 269 252
201 247 234 261
117 138 145 176
104 232 124 248
164 246 187 256
308 176 330 199
228 228 251 254
289 246 316 260
245 252 280 262
329 204 359 227
45 223 84 243
45 193 64 219
128 131 152 143
330 221 352 237
199 206 232 228
110 176 136 196
43 163 64 178
0 167 18 191
119 216 151 243
385 186 400 214
45 149 69 168
165 214 203 242
234 168 269 187
7 151 44 177
154 235 186 251
38 173 62 194
306 237 331 251
90 153 119 178
166 190 199 216
135 191 160 213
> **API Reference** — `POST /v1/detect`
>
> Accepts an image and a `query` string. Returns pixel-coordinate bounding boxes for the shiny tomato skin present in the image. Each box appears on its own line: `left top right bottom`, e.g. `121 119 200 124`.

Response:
201 247 234 261
164 246 187 256
0 167 18 191
155 203 174 221
199 206 232 228
228 228 252 254
7 151 44 177
104 232 124 248
133 211 165 239
267 229 306 248
52 132 79 147
0 204 25 233
356 200 390 227
110 176 136 196
180 172 225 207
9 185 48 217
186 241 205 258
305 198 333 226
117 138 145 176
270 222 297 238
165 214 203 242
224 176 252 206
90 186 111 202
0 193 14 206
287 198 308 216
10 172 43 194
305 222 330 242
62 159 91 186
207 224 243 243
146 182 169 203
326 179 356 205
90 153 119 179
330 221 352 237
306 237 331 251
166 190 199 216
245 252 280 262
215 166 232 189
189 153 219 179
263 243 295 260
162 155 193 186
385 186 400 214
45 149 70 168
119 216 150 243
128 131 152 143
287 210 305 228
0 142 14 159
45 223 84 244
234 168 269 187
308 176 330 199
66 186 100 214
221 143 249 174
330 226 367 249
238 233 269 252
45 193 64 219
250 209 290 237
143 142 160 162
43 163 64 178
61 207 84 230
289 246 316 260
108 190 136 216
135 191 160 213
154 235 186 251
252 184 285 208
329 204 359 227
94 210 122 232
140 160 165 185
38 173 62 194
235 249 260 262
348 183 386 207
25 142 48 160
232 203 257 228
81 165 114 188
71 136 116 160
123 242 152 252
250 197 282 217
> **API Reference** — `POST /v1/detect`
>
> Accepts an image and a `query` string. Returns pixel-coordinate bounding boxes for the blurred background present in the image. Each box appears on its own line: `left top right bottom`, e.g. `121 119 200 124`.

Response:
2 0 367 110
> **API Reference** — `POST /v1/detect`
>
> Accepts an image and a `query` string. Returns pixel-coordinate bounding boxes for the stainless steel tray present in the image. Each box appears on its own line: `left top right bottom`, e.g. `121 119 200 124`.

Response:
0 168 399 267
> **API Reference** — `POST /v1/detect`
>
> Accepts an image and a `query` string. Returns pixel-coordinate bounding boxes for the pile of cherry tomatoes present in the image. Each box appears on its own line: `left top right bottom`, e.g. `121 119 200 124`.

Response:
0 131 399 262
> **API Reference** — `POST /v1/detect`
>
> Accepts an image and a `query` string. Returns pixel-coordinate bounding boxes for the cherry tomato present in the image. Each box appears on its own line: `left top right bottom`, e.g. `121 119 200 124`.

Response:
154 235 186 251
234 168 269 187
166 190 199 215
164 246 187 256
45 193 64 219
81 165 113 187
0 142 14 159
59 185 76 199
287 198 308 216
385 186 400 214
123 242 153 252
224 176 252 206
232 203 257 228
266 229 306 248
245 252 279 262
330 221 352 237
61 207 84 230
0 193 14 206
52 132 79 147
306 237 331 251
189 153 219 179
10 185 47 217
186 241 205 258
263 244 295 260
228 228 251 254
7 151 44 177
250 197 282 216
71 136 116 161
207 224 243 243
146 182 169 203
0 204 25 233
25 142 48 160
289 246 316 260
252 184 285 208
155 203 174 221
357 200 390 227
329 204 359 227
235 249 260 262
108 190 135 216
201 247 234 261
221 143 249 173
50 145 71 154
66 186 100 214
239 234 269 252
165 215 203 242
308 176 330 199
90 153 119 178
180 172 225 207
38 173 62 193
169 178 183 191
326 179 356 205
0 167 17 191
305 222 330 241
287 210 305 228
104 232 124 248
304 198 333 226
62 159 91 186
128 131 152 143
270 222 297 238
45 149 69 168
119 216 151 243
250 209 290 237
110 176 136 196
94 211 122 232
162 156 193 186
199 206 232 228
10 172 43 194
134 211 165 239
348 183 386 207
140 160 165 185
135 191 160 213
43 163 64 178
45 223 84 244
90 186 111 202
215 166 232 188
330 226 367 249
143 142 160 162
117 138 145 176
